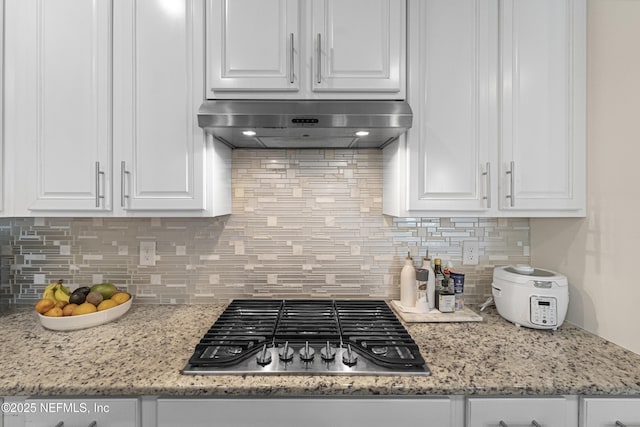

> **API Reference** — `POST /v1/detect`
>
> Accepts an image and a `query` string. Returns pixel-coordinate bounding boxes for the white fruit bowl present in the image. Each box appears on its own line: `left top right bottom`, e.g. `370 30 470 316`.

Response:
37 298 133 331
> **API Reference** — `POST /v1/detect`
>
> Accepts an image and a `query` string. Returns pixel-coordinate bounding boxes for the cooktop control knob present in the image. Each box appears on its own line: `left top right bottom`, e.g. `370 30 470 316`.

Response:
299 342 316 362
278 341 294 362
320 341 337 361
342 344 358 366
256 344 272 366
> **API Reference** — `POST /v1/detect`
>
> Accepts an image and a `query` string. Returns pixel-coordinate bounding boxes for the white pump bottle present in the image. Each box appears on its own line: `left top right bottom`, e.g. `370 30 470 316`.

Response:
400 252 417 307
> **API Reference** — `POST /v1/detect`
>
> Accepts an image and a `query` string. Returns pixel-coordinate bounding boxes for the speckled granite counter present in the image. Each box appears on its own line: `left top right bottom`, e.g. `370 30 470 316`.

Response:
1 303 640 397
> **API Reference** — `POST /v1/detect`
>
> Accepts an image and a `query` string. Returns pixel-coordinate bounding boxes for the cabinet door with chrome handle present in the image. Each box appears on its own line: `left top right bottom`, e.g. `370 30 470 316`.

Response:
581 397 640 427
311 0 405 95
467 397 578 427
206 0 300 95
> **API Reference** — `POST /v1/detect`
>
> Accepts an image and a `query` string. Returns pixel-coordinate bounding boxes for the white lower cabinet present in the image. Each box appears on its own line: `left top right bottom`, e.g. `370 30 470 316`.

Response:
2 398 139 427
581 397 640 427
467 396 579 427
156 397 463 427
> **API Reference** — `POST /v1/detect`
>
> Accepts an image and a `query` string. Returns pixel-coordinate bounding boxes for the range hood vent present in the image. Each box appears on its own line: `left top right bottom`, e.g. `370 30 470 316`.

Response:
198 100 412 149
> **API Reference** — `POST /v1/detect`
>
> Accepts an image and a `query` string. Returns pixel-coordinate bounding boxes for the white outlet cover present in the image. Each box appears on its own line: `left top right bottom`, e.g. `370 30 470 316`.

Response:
140 241 156 266
463 241 479 265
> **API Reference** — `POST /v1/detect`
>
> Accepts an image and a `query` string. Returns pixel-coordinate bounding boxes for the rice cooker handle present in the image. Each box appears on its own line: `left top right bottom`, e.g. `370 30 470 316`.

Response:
534 281 553 289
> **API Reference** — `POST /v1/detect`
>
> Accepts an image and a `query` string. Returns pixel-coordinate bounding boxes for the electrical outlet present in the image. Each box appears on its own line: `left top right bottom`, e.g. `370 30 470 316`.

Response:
140 241 156 266
462 241 479 265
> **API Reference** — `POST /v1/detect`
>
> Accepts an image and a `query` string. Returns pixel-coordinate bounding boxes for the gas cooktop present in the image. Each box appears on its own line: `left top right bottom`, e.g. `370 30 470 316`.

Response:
182 299 430 376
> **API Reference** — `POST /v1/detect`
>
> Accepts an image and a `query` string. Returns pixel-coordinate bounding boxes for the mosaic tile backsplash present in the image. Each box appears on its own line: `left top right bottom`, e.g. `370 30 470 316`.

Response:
0 149 530 306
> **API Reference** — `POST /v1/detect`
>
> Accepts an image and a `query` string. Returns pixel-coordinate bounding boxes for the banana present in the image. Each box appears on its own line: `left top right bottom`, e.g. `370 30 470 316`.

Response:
41 280 67 303
42 285 58 303
54 286 70 303
57 279 70 295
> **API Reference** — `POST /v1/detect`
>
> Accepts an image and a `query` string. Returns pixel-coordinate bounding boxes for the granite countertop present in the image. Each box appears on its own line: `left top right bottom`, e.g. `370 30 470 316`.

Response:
1 303 640 397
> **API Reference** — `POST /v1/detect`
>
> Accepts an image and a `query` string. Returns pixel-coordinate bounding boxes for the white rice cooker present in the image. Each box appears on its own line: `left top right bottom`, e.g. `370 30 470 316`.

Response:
492 265 569 330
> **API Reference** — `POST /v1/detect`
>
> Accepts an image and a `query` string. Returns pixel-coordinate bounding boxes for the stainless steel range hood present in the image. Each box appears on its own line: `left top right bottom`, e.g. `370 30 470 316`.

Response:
197 100 412 149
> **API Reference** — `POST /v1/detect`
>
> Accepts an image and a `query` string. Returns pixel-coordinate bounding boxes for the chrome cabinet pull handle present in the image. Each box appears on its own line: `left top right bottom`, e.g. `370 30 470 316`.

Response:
120 161 130 208
505 160 515 207
289 33 295 84
95 161 105 208
54 422 64 427
482 162 492 208
88 421 97 427
316 33 322 84
616 422 627 427
499 420 541 426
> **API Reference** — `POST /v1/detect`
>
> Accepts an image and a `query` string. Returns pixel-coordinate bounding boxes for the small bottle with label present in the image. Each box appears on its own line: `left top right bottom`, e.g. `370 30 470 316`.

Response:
433 258 445 289
435 278 455 313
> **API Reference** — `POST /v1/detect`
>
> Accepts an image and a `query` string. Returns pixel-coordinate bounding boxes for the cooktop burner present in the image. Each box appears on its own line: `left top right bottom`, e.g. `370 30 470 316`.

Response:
182 299 430 376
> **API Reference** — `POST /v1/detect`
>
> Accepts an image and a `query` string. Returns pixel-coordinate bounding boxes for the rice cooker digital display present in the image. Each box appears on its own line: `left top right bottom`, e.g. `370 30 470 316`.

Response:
530 296 557 327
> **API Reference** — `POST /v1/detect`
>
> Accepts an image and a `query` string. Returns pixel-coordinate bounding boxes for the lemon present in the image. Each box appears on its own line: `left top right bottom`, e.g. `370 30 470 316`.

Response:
97 299 118 311
111 292 131 305
72 302 97 316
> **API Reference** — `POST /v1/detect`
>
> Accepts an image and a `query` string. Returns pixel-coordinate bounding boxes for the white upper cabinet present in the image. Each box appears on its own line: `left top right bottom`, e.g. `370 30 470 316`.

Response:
384 0 585 217
499 0 586 212
0 0 4 215
404 0 496 213
4 0 231 217
207 0 301 94
310 0 405 94
206 0 406 99
5 0 113 214
114 0 228 215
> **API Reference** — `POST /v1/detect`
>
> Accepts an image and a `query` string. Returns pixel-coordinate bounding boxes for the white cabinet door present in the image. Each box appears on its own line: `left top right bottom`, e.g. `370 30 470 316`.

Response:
581 397 640 427
499 0 586 213
157 397 460 427
311 0 405 97
0 0 4 216
467 397 579 427
406 0 496 213
114 0 210 213
206 0 405 99
23 398 139 427
383 0 585 218
206 0 300 96
4 0 112 214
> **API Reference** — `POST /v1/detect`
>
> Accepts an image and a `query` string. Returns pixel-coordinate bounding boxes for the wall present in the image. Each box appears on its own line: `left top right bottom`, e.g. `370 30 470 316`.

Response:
1 149 530 306
531 0 640 354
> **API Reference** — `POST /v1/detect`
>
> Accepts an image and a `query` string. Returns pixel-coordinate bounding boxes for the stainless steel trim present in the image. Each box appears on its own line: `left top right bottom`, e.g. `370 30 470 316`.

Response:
95 161 104 208
505 160 515 207
182 345 431 376
316 33 322 84
483 162 491 208
289 33 294 84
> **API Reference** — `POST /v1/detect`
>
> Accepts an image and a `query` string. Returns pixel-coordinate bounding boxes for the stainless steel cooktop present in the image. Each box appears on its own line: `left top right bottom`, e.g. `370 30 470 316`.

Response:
182 299 430 376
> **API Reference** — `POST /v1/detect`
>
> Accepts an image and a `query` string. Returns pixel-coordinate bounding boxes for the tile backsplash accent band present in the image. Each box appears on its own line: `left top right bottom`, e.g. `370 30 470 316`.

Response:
0 149 529 306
